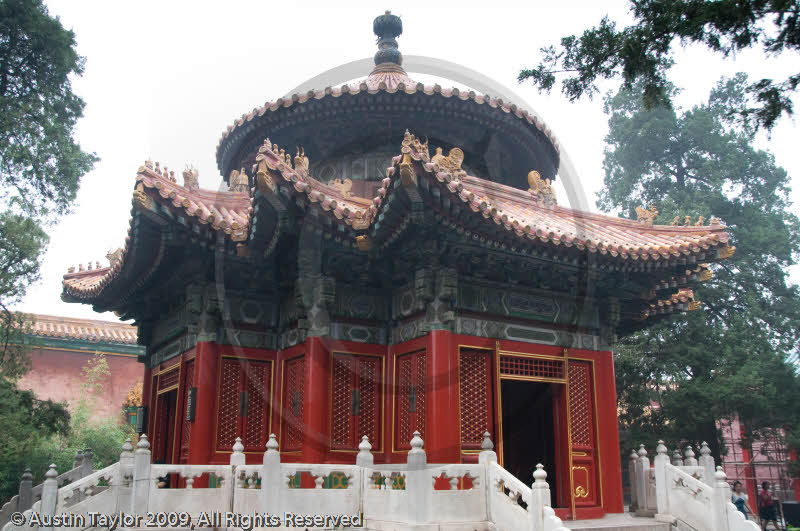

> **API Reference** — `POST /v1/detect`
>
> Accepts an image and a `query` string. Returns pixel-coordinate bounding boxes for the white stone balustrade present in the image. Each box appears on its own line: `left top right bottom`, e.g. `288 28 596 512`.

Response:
629 440 761 531
2 430 569 531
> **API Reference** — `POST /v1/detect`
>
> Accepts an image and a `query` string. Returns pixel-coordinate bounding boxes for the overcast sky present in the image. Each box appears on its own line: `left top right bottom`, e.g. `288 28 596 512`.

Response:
15 0 800 322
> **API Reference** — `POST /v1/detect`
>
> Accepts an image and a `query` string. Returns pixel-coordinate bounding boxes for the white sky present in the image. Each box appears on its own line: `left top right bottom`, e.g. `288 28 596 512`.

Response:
15 0 800 322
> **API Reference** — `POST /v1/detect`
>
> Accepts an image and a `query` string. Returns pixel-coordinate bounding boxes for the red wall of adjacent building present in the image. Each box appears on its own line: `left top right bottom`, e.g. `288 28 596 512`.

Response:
19 347 143 420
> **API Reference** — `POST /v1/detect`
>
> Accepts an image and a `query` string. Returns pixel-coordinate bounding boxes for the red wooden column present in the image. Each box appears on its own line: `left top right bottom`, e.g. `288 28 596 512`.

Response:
594 350 624 514
303 337 330 463
188 341 218 465
426 330 460 463
142 366 153 424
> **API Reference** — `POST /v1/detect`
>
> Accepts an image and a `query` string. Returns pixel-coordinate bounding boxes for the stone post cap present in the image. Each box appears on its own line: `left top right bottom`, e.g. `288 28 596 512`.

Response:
656 440 667 454
637 444 647 457
630 449 638 459
699 441 711 456
714 466 727 482
83 447 93 460
533 463 547 483
137 434 151 450
266 433 279 451
359 435 372 452
233 437 245 453
21 468 33 481
121 438 134 453
45 464 58 479
684 445 696 458
481 432 494 451
409 431 424 451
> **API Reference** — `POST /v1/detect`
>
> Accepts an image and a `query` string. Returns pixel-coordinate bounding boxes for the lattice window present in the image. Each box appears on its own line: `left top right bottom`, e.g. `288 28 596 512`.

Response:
244 361 272 451
331 354 382 451
499 355 564 380
179 360 194 462
283 356 305 451
331 355 354 448
395 350 425 450
158 366 180 390
358 357 380 448
459 349 493 449
568 361 593 448
216 358 243 450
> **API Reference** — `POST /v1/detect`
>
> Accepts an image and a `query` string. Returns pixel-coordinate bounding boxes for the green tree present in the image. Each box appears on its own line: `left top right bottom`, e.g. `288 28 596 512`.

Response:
0 353 135 504
518 0 800 131
0 0 97 363
602 74 800 459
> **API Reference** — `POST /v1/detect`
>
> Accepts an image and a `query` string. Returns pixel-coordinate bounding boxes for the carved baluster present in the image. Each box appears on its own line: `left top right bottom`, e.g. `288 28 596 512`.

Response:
449 476 459 490
314 475 324 489
356 435 373 467
672 448 684 466
684 445 698 466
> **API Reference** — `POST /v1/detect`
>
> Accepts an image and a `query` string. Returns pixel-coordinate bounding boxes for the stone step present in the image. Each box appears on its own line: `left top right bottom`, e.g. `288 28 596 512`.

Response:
564 513 671 531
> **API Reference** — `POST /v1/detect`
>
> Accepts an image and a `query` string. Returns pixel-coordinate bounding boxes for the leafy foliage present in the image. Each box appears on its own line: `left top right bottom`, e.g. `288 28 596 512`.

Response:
518 1 800 131
602 75 800 460
0 353 135 504
0 0 97 369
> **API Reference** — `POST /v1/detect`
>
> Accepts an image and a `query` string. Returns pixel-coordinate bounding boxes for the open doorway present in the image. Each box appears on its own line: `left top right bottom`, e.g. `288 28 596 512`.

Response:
155 389 177 463
501 380 558 504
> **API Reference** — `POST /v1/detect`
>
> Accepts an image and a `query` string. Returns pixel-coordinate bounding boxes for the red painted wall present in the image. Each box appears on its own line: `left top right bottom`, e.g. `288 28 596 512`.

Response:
19 347 143 420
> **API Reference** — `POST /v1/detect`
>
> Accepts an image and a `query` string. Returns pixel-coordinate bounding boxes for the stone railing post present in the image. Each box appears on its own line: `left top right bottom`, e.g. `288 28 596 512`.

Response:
672 448 684 466
528 464 551 531
698 441 715 486
230 438 245 467
628 449 638 512
406 431 430 524
356 435 373 467
39 464 58 531
17 468 33 513
478 432 497 523
684 445 698 466
131 435 151 515
82 448 94 476
635 445 652 516
478 432 497 465
120 438 134 485
260 434 282 516
356 435 373 516
653 441 669 517
711 466 732 531
73 450 84 471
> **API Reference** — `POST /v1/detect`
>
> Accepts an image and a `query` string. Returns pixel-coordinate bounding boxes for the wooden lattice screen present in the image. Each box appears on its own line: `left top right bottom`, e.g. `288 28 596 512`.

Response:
394 350 426 450
459 349 493 450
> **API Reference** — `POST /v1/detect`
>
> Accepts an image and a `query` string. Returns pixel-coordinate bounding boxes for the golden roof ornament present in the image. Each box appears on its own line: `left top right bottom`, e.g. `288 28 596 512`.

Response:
229 168 249 193
431 146 464 173
133 182 152 210
527 170 557 204
182 165 199 190
294 147 309 175
255 139 275 193
106 248 124 268
635 204 658 225
401 130 429 160
328 178 353 197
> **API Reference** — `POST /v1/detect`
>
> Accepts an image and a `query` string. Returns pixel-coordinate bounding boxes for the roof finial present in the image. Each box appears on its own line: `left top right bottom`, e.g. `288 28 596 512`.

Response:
373 10 403 67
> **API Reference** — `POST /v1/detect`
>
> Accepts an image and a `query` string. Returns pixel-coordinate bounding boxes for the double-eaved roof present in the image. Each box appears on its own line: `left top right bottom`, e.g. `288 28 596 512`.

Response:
63 129 731 327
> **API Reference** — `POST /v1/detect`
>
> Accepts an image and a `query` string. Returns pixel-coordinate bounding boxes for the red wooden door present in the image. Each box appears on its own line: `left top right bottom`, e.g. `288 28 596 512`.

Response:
394 350 426 450
568 360 600 507
281 356 305 452
331 354 382 451
215 358 272 451
459 349 494 452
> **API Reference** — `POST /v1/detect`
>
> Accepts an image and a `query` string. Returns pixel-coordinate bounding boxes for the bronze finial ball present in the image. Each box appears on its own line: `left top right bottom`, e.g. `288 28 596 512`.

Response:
373 10 403 66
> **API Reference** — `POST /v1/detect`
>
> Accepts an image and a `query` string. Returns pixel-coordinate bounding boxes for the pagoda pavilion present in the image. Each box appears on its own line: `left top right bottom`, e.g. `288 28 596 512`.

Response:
61 12 733 520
